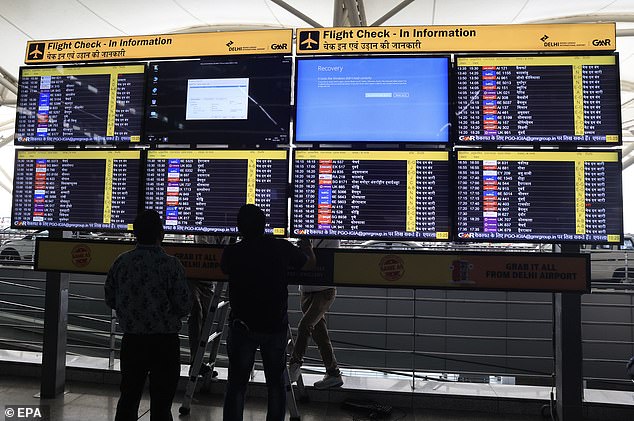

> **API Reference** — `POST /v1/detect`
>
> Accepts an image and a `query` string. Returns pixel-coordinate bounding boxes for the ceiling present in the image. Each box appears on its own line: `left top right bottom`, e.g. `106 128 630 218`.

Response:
1 0 634 180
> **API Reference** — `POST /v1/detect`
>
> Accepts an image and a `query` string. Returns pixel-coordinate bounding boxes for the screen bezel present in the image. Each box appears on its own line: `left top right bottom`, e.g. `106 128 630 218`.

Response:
289 148 453 241
143 54 293 148
293 54 452 147
452 52 623 147
14 62 148 146
451 148 624 245
141 148 290 236
10 148 144 232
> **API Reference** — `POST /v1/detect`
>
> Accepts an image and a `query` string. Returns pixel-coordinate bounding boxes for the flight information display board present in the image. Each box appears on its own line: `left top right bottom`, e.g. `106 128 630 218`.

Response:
295 56 450 144
145 56 292 147
456 150 623 243
15 64 146 144
12 150 141 231
144 150 288 235
291 150 450 240
455 55 621 145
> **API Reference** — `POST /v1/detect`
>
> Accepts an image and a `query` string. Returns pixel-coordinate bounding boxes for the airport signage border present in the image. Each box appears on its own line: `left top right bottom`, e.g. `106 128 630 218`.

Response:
296 23 615 54
25 29 293 64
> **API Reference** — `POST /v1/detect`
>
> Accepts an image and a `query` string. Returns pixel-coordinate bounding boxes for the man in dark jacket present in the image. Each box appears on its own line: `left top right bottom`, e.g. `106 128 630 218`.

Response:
221 204 315 421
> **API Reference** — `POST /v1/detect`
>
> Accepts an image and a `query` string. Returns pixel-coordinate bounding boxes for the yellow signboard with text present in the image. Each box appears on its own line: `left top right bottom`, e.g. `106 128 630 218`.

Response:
35 240 589 292
296 23 615 54
35 239 226 281
333 251 589 292
25 29 292 64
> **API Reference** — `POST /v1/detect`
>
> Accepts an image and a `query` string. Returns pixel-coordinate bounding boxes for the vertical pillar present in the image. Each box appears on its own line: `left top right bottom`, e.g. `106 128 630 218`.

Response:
41 230 69 398
333 0 345 26
555 243 584 420
555 292 583 420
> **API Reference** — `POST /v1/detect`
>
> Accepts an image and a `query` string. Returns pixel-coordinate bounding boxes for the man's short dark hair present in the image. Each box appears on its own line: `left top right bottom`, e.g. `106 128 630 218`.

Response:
134 210 164 244
237 204 265 238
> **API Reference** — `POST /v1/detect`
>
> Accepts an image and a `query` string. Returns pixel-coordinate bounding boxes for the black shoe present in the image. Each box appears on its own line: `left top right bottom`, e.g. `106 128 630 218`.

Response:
199 364 211 376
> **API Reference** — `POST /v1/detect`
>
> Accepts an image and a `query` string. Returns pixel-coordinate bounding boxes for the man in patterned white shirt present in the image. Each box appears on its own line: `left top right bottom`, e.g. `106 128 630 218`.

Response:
105 210 191 421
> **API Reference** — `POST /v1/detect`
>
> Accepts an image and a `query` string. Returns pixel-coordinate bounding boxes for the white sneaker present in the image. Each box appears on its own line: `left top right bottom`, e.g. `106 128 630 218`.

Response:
288 361 301 383
313 373 343 389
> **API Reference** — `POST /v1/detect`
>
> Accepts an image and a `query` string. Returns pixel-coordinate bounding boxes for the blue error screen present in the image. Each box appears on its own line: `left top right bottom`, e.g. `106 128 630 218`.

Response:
295 56 449 143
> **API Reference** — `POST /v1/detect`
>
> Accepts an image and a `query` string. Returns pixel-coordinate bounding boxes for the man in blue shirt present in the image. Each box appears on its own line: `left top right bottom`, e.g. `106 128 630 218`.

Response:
105 210 191 421
221 204 315 421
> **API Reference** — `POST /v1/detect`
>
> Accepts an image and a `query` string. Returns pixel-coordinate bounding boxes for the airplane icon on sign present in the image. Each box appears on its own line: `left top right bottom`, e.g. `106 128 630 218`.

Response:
28 43 46 60
301 34 318 49
299 31 320 50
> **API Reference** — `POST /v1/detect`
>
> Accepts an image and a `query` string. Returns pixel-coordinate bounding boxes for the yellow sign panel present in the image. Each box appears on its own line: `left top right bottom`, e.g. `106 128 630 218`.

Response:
35 239 227 281
296 23 615 54
457 55 616 66
334 252 589 291
36 240 135 274
147 149 287 160
457 150 620 163
25 29 292 64
294 150 448 161
17 149 141 160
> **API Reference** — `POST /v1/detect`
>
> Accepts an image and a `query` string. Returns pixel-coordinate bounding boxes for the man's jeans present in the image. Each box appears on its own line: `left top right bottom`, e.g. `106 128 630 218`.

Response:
223 320 287 421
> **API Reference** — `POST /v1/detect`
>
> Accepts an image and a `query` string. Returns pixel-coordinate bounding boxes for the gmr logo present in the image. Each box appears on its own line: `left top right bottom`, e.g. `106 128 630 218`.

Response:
271 43 288 50
592 38 611 46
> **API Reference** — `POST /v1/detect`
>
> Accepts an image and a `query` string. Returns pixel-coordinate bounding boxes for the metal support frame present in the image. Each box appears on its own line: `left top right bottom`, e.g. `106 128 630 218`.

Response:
0 76 17 95
370 0 416 26
40 231 69 398
554 244 583 420
269 0 323 28
341 0 362 26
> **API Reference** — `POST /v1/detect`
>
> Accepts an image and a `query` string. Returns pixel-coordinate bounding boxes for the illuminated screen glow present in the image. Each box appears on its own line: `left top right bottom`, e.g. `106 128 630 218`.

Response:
15 64 146 144
144 149 288 235
12 150 141 231
295 56 450 143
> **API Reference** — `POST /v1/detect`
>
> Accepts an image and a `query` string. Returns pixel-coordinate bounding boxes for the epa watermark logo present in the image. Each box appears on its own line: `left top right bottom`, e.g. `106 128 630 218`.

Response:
4 406 49 421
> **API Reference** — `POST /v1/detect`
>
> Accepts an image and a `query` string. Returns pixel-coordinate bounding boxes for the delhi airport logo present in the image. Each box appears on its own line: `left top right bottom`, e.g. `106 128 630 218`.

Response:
299 31 320 50
540 34 549 42
379 255 405 281
28 43 45 61
71 244 92 268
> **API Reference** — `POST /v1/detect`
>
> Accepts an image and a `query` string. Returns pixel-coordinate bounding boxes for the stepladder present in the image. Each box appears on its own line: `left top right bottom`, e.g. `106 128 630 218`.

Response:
286 323 309 404
179 281 306 420
180 281 230 415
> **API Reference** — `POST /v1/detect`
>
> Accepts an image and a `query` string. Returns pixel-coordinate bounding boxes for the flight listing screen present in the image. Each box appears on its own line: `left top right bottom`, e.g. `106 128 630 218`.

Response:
455 55 620 145
15 64 146 144
456 150 623 243
292 150 450 240
12 150 141 231
144 150 288 235
295 56 450 143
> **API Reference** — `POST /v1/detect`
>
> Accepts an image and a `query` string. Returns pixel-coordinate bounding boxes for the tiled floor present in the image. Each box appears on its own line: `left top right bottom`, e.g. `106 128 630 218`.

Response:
1 350 633 420
0 375 547 421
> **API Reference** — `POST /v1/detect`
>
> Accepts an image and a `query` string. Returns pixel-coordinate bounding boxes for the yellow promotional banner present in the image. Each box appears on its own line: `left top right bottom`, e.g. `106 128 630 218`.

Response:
25 29 292 64
164 244 225 281
35 239 227 281
333 252 589 292
35 240 589 291
296 23 615 54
